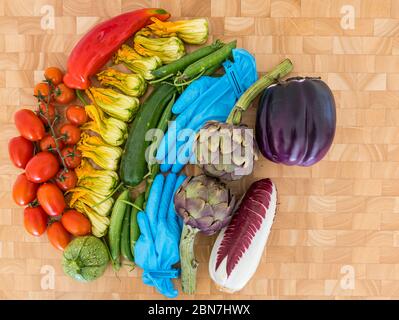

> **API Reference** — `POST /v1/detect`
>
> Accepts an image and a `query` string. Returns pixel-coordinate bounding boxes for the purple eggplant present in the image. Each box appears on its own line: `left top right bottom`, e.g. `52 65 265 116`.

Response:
255 77 336 166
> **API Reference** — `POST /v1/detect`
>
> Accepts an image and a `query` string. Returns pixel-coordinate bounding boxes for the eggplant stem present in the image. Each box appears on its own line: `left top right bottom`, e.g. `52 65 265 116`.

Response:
226 58 294 125
180 224 199 294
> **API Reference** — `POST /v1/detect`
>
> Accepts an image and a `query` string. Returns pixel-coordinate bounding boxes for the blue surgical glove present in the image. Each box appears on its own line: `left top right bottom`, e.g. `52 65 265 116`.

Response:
134 173 186 298
156 49 258 173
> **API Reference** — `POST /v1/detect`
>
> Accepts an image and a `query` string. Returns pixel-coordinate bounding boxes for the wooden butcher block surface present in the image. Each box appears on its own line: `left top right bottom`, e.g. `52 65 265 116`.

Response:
1 0 399 299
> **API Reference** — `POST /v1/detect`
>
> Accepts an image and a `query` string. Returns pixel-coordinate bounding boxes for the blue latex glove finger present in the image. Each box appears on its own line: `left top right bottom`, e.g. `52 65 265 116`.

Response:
154 173 178 260
156 120 176 164
172 76 219 114
136 212 176 295
146 174 165 240
156 112 194 166
155 173 181 263
134 212 158 271
157 173 177 222
232 49 258 87
156 174 186 269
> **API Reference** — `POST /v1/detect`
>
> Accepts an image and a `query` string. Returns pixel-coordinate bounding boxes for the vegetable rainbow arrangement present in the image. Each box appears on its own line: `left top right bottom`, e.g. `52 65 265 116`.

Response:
8 8 336 297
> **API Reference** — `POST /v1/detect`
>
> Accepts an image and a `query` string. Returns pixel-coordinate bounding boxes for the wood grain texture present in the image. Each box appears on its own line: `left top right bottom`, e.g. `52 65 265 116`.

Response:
0 0 399 300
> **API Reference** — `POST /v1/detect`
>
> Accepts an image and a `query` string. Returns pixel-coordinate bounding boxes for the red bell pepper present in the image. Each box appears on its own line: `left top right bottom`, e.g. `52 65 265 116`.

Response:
63 8 170 90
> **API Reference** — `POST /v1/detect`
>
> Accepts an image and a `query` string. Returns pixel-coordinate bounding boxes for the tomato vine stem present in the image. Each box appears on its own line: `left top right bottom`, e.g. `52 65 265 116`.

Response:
36 80 69 172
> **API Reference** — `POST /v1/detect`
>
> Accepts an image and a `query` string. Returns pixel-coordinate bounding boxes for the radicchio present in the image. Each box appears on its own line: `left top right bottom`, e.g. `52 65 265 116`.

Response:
209 178 277 292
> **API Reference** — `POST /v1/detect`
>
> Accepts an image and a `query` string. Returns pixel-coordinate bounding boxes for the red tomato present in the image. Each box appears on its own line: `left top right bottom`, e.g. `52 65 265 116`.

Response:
37 102 56 126
66 105 87 126
60 124 81 145
14 109 45 142
24 206 48 236
54 83 75 105
37 183 66 216
44 67 63 86
61 146 82 169
12 173 38 206
55 169 77 191
47 221 71 251
25 151 60 183
39 135 64 152
61 210 91 236
34 82 52 102
8 136 34 169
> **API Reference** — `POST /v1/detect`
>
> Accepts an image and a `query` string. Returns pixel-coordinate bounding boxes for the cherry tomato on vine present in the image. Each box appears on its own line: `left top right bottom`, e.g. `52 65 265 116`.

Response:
44 67 63 86
24 206 48 237
14 109 45 142
47 221 71 251
66 105 87 126
60 124 81 145
37 183 66 217
12 173 38 206
60 146 82 169
61 209 91 236
37 102 56 126
39 135 64 153
8 136 34 169
25 151 60 183
55 169 77 191
34 82 52 102
54 83 75 105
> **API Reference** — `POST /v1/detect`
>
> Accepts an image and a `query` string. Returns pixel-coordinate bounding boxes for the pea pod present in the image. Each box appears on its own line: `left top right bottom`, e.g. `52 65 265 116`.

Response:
130 193 145 260
108 189 129 271
175 40 236 83
151 40 224 79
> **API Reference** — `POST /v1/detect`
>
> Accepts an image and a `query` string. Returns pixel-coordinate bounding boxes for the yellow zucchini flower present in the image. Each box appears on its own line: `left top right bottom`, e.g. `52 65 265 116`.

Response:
75 159 119 197
74 202 110 237
134 32 185 64
69 186 114 217
97 68 147 97
114 44 161 80
82 104 127 146
148 18 208 45
77 133 122 171
86 87 139 122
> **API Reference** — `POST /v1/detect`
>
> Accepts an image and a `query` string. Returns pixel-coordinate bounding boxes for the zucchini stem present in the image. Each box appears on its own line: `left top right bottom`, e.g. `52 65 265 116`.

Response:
226 58 293 125
180 224 199 294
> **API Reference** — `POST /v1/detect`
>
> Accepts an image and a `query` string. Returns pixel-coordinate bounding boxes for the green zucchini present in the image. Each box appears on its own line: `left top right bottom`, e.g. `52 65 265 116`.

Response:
120 84 177 187
120 192 134 262
108 189 130 271
130 193 145 260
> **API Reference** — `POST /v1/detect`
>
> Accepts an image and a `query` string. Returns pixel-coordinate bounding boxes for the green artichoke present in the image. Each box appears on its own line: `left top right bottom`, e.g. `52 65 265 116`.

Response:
194 121 256 182
174 175 236 294
174 174 236 235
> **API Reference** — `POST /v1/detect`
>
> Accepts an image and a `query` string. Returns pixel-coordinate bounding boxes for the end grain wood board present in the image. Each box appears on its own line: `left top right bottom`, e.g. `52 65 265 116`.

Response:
1 0 399 299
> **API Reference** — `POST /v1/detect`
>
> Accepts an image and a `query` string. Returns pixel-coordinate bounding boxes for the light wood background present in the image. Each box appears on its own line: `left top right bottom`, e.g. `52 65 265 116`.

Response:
1 0 399 300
